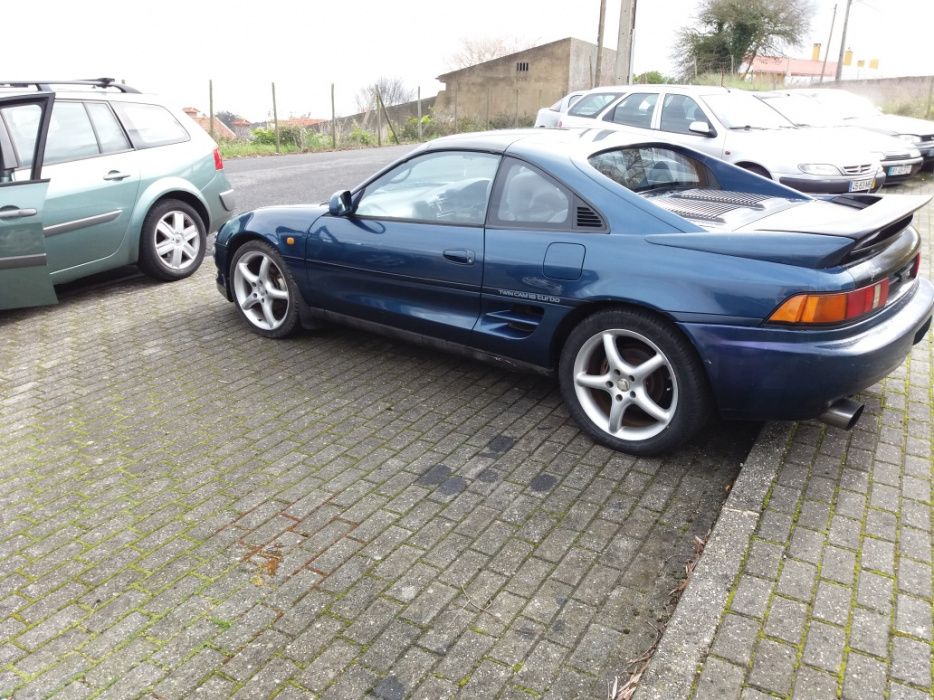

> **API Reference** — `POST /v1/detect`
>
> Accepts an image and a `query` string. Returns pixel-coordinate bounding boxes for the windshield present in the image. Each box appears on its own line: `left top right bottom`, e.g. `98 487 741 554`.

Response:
758 94 835 127
809 91 880 119
703 92 794 129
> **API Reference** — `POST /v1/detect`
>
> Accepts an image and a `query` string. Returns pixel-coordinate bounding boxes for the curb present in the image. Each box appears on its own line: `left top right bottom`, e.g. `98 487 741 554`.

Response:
634 421 793 699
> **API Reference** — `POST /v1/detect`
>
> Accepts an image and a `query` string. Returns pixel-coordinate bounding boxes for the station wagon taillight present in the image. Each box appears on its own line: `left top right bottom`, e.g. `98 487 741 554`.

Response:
214 148 224 170
768 279 890 325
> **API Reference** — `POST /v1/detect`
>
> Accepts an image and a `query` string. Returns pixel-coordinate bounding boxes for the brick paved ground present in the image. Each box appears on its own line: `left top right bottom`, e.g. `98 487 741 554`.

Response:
638 174 934 700
0 254 756 697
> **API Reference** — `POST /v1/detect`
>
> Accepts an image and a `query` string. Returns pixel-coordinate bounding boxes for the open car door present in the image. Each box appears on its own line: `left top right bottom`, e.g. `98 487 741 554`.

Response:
0 92 55 310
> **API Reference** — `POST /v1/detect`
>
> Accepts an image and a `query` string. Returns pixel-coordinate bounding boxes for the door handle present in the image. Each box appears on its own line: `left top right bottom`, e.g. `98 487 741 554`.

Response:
103 170 131 181
0 207 38 220
443 248 475 265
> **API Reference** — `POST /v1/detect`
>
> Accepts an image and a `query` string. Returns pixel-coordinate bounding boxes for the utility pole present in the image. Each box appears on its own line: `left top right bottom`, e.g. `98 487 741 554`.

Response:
594 0 607 88
614 0 637 85
834 0 853 82
820 4 837 83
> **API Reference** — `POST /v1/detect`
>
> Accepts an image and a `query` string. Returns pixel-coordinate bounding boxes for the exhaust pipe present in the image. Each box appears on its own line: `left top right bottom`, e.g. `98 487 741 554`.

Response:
818 398 864 431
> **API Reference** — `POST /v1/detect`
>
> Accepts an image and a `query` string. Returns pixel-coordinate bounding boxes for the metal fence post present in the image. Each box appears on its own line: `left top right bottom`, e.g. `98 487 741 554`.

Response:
208 79 215 141
271 82 280 154
417 86 422 141
331 83 337 149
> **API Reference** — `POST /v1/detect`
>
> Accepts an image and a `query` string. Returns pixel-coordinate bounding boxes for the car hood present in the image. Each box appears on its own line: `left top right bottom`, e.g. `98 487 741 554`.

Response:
727 127 877 164
807 126 921 156
849 113 934 136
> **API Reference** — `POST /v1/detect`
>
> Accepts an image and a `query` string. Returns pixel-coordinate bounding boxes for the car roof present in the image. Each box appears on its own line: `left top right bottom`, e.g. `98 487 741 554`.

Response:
419 127 661 157
582 84 732 96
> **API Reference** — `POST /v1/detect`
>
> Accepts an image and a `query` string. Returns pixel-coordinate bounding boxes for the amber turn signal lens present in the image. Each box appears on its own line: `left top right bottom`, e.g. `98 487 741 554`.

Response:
769 279 889 325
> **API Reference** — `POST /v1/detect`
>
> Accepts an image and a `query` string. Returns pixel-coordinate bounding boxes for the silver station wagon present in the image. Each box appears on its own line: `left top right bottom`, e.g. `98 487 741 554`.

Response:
0 78 235 310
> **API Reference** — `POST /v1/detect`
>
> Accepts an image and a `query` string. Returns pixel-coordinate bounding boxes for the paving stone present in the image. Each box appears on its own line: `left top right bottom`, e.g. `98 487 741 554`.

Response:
802 620 846 673
775 559 816 602
821 545 857 585
895 594 932 640
764 596 808 644
729 575 773 618
710 613 760 666
890 636 931 688
856 570 894 615
861 537 895 576
748 639 797 696
694 656 745 700
792 665 839 700
812 581 851 627
850 607 891 659
843 652 887 700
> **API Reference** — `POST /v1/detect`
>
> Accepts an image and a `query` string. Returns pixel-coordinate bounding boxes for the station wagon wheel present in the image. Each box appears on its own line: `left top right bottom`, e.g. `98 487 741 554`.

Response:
138 199 206 281
230 241 300 338
559 309 711 455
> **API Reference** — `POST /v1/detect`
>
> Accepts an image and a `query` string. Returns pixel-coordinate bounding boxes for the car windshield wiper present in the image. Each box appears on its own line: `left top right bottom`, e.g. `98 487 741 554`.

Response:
639 183 697 194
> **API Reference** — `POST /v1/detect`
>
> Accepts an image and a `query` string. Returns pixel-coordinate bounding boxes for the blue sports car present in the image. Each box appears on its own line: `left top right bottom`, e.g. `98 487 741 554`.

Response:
215 129 933 455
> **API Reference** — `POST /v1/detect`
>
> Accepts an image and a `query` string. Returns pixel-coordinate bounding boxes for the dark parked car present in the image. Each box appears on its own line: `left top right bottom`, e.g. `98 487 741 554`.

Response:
214 129 933 455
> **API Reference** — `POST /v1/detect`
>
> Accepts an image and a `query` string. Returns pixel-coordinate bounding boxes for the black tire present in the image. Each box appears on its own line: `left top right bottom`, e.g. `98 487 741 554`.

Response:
558 308 712 456
138 199 206 281
229 240 300 338
739 163 771 180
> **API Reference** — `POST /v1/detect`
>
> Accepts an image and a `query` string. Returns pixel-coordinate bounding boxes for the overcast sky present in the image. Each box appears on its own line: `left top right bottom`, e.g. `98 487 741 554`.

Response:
5 0 932 121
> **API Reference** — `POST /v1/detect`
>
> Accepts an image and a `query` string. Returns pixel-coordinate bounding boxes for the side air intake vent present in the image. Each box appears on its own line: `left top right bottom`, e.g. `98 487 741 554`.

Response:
575 205 604 229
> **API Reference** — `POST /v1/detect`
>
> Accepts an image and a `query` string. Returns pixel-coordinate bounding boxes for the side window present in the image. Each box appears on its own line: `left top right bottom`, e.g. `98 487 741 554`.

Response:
44 102 100 165
0 104 41 169
605 93 658 128
113 102 189 148
660 95 709 135
589 146 706 193
492 159 571 228
567 92 621 118
85 102 131 154
355 151 500 226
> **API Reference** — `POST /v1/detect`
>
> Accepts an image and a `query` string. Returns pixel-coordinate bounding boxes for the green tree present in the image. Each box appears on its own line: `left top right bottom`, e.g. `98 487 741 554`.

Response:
215 110 240 129
674 0 811 80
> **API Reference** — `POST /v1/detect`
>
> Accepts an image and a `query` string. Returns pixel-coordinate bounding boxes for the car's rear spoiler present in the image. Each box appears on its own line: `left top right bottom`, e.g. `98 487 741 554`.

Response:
754 194 930 240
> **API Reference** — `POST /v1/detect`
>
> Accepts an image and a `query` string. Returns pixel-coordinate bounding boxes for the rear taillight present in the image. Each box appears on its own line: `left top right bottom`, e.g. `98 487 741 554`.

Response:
911 253 921 278
213 148 224 170
768 279 890 325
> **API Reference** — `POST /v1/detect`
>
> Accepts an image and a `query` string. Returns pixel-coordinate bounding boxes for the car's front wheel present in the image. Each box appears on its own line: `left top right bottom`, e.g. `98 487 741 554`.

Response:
138 200 206 281
558 308 711 455
230 241 300 338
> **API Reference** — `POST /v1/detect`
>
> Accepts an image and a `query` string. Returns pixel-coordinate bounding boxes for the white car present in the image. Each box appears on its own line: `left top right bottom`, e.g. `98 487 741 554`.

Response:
558 85 885 194
534 91 585 128
786 88 934 169
756 91 923 184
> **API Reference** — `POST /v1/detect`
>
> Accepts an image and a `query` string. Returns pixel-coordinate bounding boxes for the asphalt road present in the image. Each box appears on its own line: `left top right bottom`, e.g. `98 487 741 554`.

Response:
224 145 413 211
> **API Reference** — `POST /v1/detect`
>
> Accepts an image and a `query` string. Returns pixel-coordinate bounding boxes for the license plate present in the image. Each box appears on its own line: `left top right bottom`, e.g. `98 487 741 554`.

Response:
888 164 912 176
849 177 874 192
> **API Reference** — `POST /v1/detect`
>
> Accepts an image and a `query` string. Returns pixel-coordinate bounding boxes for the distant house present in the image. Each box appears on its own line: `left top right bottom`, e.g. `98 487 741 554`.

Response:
279 116 327 128
231 117 253 140
743 53 880 85
181 107 237 140
434 37 618 125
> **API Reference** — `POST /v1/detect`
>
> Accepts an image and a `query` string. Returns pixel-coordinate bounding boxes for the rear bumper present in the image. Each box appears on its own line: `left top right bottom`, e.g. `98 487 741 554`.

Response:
680 278 934 421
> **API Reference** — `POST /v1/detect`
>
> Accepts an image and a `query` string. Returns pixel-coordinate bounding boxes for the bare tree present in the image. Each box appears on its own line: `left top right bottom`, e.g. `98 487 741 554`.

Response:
355 77 416 113
448 36 539 70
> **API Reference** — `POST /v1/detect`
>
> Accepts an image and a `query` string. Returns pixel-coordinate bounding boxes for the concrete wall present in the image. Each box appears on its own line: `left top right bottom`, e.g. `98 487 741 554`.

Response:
830 75 934 115
434 38 575 125
569 38 617 90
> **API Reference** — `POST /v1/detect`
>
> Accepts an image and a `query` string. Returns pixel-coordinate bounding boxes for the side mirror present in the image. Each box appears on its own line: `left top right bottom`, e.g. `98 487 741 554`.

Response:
328 190 353 216
688 121 714 137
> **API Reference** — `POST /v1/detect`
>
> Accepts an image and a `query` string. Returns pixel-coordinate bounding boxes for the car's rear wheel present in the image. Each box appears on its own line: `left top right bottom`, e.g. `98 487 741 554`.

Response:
230 241 300 338
138 200 206 281
558 309 711 455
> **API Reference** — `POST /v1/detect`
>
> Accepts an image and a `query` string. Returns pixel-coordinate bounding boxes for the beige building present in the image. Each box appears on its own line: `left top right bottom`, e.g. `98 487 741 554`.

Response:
434 37 617 126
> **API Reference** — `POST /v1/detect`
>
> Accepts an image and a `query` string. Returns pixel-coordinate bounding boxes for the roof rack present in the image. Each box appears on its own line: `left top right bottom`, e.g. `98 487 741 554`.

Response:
0 78 140 94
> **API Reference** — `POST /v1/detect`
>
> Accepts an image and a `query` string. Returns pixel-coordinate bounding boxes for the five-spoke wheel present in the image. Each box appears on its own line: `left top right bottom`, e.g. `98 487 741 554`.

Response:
230 241 300 337
559 309 710 455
